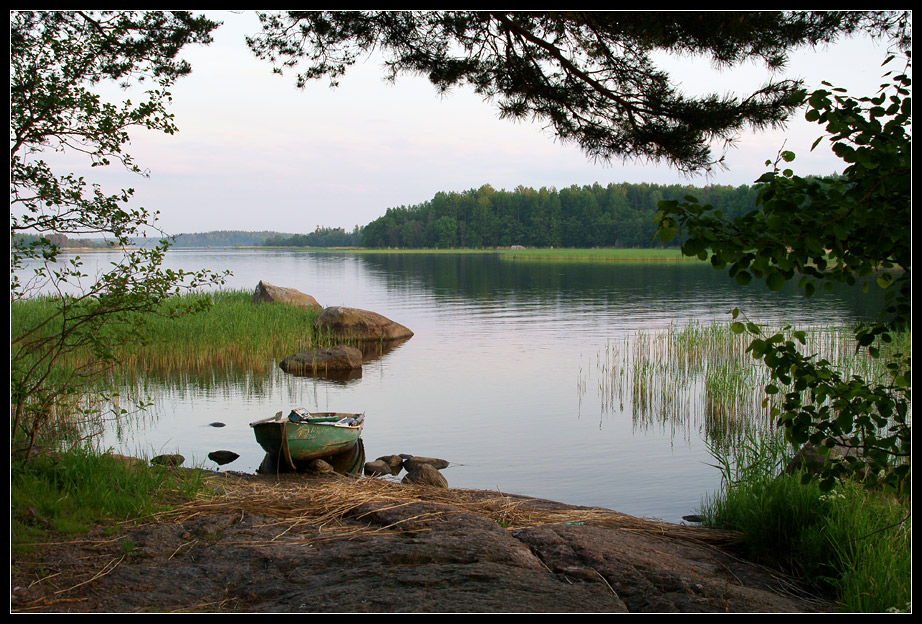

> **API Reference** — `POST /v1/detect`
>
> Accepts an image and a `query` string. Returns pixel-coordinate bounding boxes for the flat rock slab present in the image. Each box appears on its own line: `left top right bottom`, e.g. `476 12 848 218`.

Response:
316 306 414 342
11 476 832 613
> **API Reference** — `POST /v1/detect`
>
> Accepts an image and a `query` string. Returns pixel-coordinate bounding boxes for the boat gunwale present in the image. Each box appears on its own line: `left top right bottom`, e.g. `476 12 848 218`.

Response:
249 410 365 430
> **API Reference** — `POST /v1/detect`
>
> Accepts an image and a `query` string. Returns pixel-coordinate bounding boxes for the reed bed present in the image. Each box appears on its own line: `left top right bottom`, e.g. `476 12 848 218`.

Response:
11 289 327 381
11 289 330 444
122 289 325 376
583 320 909 445
157 474 743 548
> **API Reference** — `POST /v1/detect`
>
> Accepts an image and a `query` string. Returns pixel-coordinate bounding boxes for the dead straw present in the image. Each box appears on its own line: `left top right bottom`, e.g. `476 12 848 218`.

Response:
154 474 743 548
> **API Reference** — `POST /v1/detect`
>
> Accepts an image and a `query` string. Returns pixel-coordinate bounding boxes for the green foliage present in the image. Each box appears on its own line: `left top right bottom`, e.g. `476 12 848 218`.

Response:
361 182 759 249
247 11 907 173
173 230 301 247
701 432 826 567
264 226 364 248
701 433 912 612
10 11 227 454
656 53 911 493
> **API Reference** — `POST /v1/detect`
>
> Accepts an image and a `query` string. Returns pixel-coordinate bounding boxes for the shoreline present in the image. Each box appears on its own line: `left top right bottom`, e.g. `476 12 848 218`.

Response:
11 469 833 613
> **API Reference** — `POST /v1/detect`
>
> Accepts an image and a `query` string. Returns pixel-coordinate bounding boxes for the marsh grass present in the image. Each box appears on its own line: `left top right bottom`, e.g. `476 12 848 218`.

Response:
699 430 911 613
582 320 908 445
11 289 334 448
11 445 211 555
125 289 326 376
11 289 328 383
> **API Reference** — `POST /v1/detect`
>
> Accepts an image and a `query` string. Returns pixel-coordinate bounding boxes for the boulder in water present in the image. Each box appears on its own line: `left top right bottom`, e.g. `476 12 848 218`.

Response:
208 450 239 466
316 306 413 342
252 280 322 312
279 345 364 376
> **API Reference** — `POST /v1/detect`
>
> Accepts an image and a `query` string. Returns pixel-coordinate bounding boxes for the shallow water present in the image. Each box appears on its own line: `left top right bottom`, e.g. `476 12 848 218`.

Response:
25 249 884 523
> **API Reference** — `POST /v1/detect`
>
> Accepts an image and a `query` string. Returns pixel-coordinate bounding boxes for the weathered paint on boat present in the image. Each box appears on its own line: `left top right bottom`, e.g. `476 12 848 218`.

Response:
250 410 364 469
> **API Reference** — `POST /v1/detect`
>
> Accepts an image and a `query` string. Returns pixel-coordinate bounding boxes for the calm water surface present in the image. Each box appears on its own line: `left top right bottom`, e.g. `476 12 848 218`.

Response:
47 249 884 523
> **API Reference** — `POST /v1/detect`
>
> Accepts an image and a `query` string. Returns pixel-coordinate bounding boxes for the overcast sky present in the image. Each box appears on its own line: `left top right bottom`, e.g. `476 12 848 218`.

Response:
70 11 899 237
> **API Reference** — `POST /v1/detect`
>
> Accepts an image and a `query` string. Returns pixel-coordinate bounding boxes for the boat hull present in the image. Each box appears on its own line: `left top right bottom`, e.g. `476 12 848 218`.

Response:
250 411 364 468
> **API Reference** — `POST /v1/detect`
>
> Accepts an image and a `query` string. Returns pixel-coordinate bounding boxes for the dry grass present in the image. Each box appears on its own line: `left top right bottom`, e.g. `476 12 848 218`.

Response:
154 473 743 549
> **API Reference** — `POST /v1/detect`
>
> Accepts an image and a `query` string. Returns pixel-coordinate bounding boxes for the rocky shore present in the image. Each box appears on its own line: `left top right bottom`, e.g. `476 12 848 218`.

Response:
11 282 834 612
11 470 832 613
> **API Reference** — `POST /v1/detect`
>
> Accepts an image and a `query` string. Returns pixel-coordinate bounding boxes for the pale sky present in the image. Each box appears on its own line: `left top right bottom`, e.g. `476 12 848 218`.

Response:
59 11 901 237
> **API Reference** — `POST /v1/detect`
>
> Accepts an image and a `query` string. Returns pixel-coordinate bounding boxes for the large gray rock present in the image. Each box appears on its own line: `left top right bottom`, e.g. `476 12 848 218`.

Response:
316 306 413 342
279 345 363 376
252 280 322 312
364 459 396 477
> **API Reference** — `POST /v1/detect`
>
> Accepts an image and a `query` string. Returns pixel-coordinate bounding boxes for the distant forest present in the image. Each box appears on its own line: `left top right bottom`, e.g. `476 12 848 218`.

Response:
12 232 110 249
14 181 831 251
11 230 296 249
360 182 761 249
263 226 364 248
171 230 296 247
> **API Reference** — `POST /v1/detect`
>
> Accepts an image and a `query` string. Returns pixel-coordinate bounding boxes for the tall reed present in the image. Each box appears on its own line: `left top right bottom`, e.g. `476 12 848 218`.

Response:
583 320 909 446
12 289 328 382
11 289 333 445
123 289 325 376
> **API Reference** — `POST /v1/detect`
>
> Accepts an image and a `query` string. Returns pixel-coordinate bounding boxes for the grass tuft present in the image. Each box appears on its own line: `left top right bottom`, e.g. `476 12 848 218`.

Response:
11 445 211 555
698 431 911 613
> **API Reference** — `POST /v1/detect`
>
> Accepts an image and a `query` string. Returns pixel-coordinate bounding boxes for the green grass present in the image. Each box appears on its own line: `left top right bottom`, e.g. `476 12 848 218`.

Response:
699 431 912 612
127 289 325 374
11 445 211 556
11 289 327 379
11 289 336 448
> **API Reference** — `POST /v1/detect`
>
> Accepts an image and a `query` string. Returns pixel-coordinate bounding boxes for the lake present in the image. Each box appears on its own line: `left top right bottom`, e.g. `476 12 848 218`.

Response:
26 248 885 523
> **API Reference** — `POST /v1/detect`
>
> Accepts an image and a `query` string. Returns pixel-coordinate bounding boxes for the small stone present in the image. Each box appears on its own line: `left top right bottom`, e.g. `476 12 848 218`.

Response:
364 459 395 476
208 450 239 465
376 455 404 471
402 456 450 472
402 464 448 488
207 422 226 427
150 454 185 467
306 458 335 474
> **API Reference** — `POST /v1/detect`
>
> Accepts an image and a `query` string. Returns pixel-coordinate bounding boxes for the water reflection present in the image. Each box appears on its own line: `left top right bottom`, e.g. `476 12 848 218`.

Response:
74 249 889 522
355 252 884 325
256 438 365 477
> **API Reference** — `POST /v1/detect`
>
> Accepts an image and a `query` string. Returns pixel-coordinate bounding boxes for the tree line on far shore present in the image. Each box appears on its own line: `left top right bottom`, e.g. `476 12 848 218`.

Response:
358 181 762 249
12 179 823 252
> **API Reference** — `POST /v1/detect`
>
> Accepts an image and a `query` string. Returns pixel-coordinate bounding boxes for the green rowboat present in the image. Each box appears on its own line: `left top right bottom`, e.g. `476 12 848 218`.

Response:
250 408 365 469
